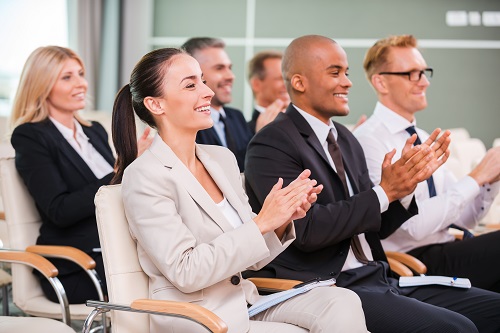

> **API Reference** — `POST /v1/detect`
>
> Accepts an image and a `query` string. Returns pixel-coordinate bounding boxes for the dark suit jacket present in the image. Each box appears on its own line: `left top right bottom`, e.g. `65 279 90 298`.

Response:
196 106 253 172
244 105 417 281
11 119 115 275
247 108 260 135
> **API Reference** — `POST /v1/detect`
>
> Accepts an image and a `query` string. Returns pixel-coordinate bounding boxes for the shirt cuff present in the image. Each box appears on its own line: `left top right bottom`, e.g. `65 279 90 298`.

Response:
459 175 481 201
373 185 390 213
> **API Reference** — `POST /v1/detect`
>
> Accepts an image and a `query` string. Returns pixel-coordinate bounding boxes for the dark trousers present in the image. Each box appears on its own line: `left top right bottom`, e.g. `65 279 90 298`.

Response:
409 230 500 292
39 251 107 304
336 261 500 333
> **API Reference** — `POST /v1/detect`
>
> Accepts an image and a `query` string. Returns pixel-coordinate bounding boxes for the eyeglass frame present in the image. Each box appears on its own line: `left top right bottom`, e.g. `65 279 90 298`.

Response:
378 68 433 82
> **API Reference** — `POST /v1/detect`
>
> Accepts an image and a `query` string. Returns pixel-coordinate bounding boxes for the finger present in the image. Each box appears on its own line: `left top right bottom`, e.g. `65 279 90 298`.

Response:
402 135 417 156
382 149 397 169
270 177 284 194
422 128 441 147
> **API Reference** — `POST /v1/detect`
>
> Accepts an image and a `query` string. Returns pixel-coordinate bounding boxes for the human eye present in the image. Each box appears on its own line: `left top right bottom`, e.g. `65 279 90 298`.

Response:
202 80 207 84
62 75 71 81
186 83 195 89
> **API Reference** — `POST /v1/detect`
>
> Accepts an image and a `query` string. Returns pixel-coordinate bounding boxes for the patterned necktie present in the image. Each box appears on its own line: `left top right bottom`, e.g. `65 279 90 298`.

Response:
405 126 474 239
326 130 370 263
220 115 236 153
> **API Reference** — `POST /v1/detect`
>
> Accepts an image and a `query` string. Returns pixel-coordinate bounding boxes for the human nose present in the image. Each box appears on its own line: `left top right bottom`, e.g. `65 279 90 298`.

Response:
203 83 215 99
223 68 235 81
342 74 352 88
418 73 430 86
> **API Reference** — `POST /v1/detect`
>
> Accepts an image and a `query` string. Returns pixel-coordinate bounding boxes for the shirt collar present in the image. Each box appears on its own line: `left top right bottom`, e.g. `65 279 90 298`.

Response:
210 106 227 123
254 104 266 114
293 104 337 143
49 116 88 141
374 101 417 135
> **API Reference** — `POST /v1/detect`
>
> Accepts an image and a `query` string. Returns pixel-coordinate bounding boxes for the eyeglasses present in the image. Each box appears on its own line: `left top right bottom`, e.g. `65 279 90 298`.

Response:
378 68 433 82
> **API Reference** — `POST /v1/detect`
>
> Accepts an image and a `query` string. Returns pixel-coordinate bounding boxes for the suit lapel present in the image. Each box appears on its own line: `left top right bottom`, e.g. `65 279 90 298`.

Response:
83 123 115 166
45 121 97 181
196 145 252 224
149 136 235 233
287 106 360 194
287 106 331 167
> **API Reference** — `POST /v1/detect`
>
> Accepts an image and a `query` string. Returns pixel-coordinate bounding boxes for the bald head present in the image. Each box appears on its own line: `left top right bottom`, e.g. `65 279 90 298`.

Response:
282 35 352 123
282 35 337 94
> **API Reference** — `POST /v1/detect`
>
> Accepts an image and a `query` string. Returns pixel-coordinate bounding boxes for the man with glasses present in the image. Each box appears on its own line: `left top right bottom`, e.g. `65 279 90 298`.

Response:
354 34 500 292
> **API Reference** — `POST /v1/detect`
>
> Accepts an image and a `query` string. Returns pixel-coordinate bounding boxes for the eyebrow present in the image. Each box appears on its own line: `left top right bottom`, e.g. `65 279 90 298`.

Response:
325 65 349 70
180 75 197 84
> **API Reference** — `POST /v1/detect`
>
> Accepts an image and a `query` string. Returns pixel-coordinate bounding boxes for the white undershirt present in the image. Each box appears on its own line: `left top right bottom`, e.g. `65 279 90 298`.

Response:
216 197 243 229
50 117 113 179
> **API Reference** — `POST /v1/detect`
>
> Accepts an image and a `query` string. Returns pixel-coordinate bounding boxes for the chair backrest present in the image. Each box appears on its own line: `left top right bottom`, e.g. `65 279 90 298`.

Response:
0 157 46 308
448 138 487 179
94 185 150 333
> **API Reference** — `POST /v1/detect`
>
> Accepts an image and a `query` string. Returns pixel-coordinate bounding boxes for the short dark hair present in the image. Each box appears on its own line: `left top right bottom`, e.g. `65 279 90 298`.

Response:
181 37 225 57
248 50 283 81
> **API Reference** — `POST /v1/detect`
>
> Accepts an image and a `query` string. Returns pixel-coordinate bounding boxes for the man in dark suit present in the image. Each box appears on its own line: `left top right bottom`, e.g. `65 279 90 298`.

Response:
247 50 289 135
181 37 253 172
244 35 500 333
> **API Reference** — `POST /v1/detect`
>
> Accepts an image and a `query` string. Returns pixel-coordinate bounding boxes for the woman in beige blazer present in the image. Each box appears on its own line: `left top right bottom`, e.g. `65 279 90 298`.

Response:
111 48 368 333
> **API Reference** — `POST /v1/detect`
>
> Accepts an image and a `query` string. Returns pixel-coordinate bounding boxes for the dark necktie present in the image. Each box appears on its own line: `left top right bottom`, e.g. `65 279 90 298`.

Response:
326 130 370 264
405 126 474 239
220 115 236 153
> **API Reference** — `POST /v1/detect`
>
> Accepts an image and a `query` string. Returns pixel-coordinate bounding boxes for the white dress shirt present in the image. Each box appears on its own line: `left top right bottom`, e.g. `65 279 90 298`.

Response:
50 117 114 179
294 105 390 270
353 102 499 252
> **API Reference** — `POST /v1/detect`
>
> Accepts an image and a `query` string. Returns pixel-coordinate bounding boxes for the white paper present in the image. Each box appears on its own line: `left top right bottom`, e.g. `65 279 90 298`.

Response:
248 278 336 317
399 276 471 289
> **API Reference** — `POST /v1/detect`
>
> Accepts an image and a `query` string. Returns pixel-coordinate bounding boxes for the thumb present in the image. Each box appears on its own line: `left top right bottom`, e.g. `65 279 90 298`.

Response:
382 149 396 169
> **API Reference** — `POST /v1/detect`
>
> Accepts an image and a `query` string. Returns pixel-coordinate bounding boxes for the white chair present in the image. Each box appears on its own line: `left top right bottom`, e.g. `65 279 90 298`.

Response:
447 127 471 142
0 316 76 332
0 158 106 330
447 138 487 179
87 184 228 333
493 138 500 148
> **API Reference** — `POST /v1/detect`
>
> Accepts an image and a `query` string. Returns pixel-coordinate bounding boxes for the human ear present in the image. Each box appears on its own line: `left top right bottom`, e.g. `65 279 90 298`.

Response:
291 74 305 93
250 77 261 93
144 97 164 115
372 75 388 94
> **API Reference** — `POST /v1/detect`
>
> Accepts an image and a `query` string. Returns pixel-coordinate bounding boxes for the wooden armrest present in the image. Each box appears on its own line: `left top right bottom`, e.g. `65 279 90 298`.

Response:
26 245 96 270
0 250 58 278
386 251 427 275
248 277 302 292
387 257 413 277
132 299 227 333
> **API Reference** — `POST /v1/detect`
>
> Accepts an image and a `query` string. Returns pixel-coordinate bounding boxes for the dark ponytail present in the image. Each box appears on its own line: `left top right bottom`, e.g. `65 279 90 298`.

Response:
111 47 184 184
111 84 136 184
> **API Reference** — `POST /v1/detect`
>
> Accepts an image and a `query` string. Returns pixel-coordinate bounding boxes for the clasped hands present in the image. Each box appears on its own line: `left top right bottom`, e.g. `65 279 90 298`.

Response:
254 169 323 237
380 128 451 203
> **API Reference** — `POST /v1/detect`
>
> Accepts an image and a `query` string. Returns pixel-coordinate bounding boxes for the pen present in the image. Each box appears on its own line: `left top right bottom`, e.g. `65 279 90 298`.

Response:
451 277 457 285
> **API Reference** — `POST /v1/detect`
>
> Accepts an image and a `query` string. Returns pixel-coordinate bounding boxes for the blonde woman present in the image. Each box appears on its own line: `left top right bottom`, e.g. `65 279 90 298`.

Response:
10 46 150 303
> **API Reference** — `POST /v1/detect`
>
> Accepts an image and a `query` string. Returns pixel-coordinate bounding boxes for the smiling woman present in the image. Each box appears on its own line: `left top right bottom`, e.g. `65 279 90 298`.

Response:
8 46 114 304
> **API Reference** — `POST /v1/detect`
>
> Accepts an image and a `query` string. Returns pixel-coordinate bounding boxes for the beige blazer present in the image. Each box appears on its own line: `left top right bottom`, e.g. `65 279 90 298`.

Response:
121 135 296 333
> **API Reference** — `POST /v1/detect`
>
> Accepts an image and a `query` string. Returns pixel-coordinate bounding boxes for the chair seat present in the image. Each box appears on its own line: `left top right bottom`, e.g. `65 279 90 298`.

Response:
0 316 76 332
23 297 100 321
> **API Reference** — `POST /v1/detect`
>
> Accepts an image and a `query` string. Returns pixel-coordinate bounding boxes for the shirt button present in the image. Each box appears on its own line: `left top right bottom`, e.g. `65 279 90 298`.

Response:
230 275 240 285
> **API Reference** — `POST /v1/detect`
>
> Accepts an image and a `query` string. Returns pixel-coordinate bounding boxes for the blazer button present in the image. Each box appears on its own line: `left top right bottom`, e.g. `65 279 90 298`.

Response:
230 275 241 285
330 272 336 276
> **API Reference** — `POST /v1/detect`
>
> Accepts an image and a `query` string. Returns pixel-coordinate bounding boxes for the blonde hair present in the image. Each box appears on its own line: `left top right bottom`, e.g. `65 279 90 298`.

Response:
363 35 417 81
10 46 90 130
